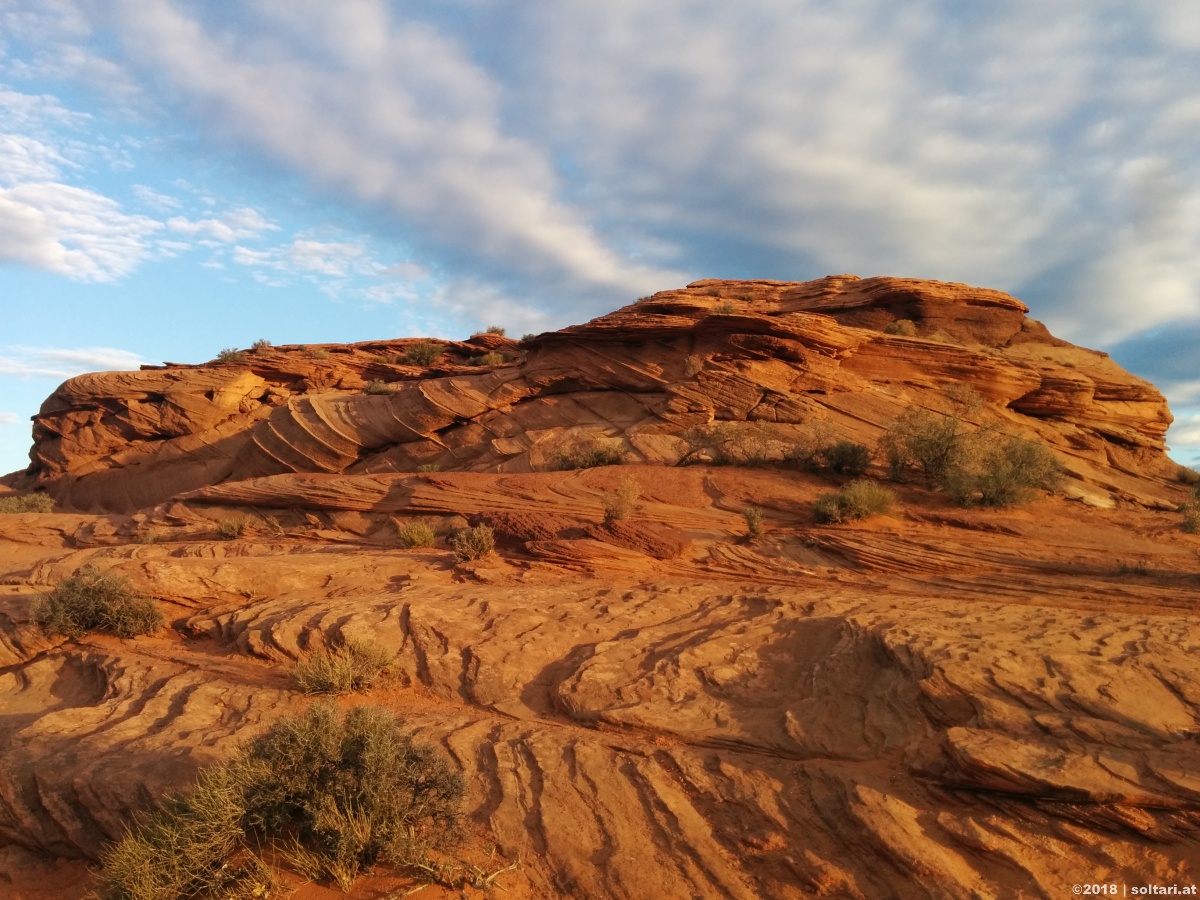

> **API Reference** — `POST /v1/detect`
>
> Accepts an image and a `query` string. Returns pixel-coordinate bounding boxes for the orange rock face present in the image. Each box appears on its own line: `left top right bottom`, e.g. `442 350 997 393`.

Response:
1 277 1197 899
13 276 1175 513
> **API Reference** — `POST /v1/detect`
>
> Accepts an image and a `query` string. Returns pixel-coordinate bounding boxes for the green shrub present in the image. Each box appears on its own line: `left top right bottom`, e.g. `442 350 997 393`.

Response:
485 325 506 336
98 704 464 897
403 340 443 365
251 339 272 353
884 319 917 336
819 440 872 476
216 348 247 364
397 519 436 548
34 565 162 639
602 477 641 522
812 480 895 524
878 409 966 482
679 422 773 466
551 437 626 470
0 492 54 513
743 506 763 539
363 379 393 395
294 638 392 695
945 436 1060 507
216 518 244 540
451 525 495 561
521 333 537 342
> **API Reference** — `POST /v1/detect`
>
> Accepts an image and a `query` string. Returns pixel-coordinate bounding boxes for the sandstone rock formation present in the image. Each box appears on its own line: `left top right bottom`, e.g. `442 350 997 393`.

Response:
1 277 1197 899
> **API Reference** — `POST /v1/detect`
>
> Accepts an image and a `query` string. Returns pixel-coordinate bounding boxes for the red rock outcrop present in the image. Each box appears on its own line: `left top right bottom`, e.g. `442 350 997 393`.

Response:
10 276 1176 513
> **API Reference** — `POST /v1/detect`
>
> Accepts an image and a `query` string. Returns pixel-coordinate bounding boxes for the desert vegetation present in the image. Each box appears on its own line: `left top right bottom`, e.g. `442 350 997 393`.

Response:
602 477 641 522
34 565 162 639
403 340 443 365
397 519 436 548
884 319 917 336
485 325 507 336
813 480 896 524
215 348 247 364
98 703 464 897
250 339 272 353
452 524 495 561
293 638 392 694
215 518 245 540
743 506 764 539
1181 483 1200 534
551 436 626 470
0 492 54 513
363 379 394 395
679 422 772 466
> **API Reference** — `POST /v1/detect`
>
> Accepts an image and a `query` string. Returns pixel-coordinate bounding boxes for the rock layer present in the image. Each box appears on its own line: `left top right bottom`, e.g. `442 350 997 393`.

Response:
9 276 1176 513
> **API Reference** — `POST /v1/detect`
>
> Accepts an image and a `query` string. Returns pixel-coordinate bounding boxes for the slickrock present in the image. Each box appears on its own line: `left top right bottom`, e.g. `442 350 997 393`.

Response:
1 277 1198 898
8 276 1176 513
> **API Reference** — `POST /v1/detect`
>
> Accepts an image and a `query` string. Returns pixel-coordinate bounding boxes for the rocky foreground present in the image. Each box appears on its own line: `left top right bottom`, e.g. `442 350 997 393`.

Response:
1 277 1198 898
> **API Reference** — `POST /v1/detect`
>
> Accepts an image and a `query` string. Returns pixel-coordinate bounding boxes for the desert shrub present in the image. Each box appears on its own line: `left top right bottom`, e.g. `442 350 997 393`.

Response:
294 638 392 695
34 565 162 639
744 506 763 539
1177 465 1200 486
0 492 54 513
485 325 506 336
521 333 537 342
216 348 247 364
98 704 463 897
812 480 895 524
683 354 705 377
884 319 917 336
451 524 495 561
944 436 1060 507
714 301 736 315
819 440 872 477
251 339 272 353
602 477 641 522
397 519 436 548
1181 499 1200 534
466 351 506 366
216 518 244 540
551 437 626 470
878 409 967 482
370 353 395 365
403 340 443 365
782 420 835 470
416 463 440 473
308 348 330 360
363 379 393 395
679 422 773 466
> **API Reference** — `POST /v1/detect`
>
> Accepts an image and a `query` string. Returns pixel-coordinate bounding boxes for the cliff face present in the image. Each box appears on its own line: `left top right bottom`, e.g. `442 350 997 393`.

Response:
15 275 1175 513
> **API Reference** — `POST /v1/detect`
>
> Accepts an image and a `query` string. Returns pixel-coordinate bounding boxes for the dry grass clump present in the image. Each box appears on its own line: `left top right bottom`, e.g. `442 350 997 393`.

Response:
466 351 506 366
216 518 244 540
0 492 54 513
250 339 272 353
294 638 393 695
884 319 917 336
813 480 896 524
403 340 443 365
602 477 641 522
397 519 436 548
743 506 763 539
551 436 626 470
1177 465 1200 486
451 524 495 561
98 704 464 897
713 301 736 315
215 348 248 364
485 325 506 335
34 565 162 639
1181 484 1200 533
363 379 393 395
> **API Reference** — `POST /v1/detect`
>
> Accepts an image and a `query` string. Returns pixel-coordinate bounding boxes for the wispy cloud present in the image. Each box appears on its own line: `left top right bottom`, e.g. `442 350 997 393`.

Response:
0 346 144 379
0 412 19 425
167 206 277 243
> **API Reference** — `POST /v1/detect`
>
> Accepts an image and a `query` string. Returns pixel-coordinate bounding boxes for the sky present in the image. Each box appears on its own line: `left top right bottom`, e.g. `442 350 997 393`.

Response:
1 0 1199 474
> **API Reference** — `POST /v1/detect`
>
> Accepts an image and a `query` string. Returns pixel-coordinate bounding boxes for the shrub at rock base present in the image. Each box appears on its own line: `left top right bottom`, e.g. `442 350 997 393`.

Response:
34 565 162 639
602 477 641 522
551 437 626 470
99 704 464 898
397 519 436 548
0 492 54 513
294 638 393 694
452 524 495 561
945 436 1061 507
813 480 896 524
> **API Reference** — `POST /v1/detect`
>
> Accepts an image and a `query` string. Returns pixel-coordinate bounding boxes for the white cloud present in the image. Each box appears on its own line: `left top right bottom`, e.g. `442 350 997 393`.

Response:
132 183 181 211
0 412 18 425
167 206 277 242
0 346 144 379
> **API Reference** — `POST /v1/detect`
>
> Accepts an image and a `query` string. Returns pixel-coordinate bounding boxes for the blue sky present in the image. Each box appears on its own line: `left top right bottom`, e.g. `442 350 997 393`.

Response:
2 0 1199 474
